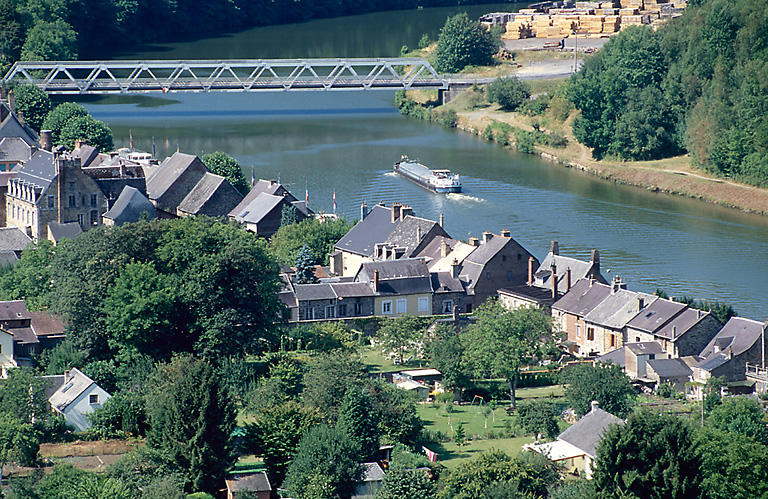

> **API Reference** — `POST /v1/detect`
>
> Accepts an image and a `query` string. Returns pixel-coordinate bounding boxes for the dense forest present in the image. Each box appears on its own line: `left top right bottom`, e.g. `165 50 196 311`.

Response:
0 0 518 71
568 0 768 186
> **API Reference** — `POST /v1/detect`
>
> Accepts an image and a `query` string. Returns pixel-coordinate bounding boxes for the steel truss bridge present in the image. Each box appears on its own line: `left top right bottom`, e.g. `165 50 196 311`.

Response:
1 58 489 94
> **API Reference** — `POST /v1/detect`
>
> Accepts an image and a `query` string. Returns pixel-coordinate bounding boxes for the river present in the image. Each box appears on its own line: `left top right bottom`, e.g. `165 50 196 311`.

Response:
82 4 768 320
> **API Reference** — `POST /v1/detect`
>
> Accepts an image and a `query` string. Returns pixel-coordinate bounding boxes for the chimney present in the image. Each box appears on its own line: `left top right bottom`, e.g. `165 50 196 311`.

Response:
590 400 599 412
501 229 510 238
527 256 534 286
8 89 14 113
17 111 23 125
550 240 559 255
360 201 369 220
551 263 558 299
638 297 645 311
40 130 52 152
416 225 422 242
441 239 449 258
391 202 402 223
697 309 702 319
373 270 380 292
439 213 444 227
611 275 621 294
451 258 460 279
591 249 600 274
74 139 83 150
401 205 414 219
452 305 459 323
468 237 479 247
566 267 572 292
482 231 493 244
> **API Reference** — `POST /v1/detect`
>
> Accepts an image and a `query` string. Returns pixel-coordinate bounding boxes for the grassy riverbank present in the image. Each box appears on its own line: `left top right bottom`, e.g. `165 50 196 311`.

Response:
402 81 768 216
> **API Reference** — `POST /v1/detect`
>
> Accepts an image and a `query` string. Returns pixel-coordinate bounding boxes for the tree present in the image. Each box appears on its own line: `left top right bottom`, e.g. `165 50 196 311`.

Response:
376 468 436 499
367 380 423 446
428 323 471 395
21 19 78 61
517 400 559 439
90 391 148 437
295 245 318 284
377 315 426 365
42 102 89 144
440 450 558 499
434 13 498 73
453 422 466 448
0 0 23 72
0 367 50 425
696 427 768 499
12 84 51 131
269 217 352 268
0 413 39 472
59 114 114 152
283 424 363 499
246 401 321 485
561 363 635 417
145 356 236 493
337 387 380 460
485 77 530 112
593 410 702 498
707 397 768 444
202 151 249 195
302 352 367 421
462 302 553 408
281 204 299 227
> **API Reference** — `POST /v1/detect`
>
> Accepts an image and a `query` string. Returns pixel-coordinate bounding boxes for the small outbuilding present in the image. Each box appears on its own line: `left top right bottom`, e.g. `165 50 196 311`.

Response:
46 367 111 431
225 471 272 499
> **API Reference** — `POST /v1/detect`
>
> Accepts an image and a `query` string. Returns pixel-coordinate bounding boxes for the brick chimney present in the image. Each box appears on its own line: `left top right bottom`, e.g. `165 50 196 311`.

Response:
441 239 449 258
391 202 402 223
551 263 558 299
40 130 52 152
482 231 493 244
373 270 380 292
416 225 422 243
8 89 14 113
401 205 414 219
566 267 572 292
638 297 645 312
360 201 369 220
527 256 534 286
451 258 460 279
550 240 559 255
501 229 510 238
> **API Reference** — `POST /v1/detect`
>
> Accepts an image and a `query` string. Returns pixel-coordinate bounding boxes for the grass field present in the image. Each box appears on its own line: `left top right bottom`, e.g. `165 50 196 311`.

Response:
361 346 428 373
424 436 535 469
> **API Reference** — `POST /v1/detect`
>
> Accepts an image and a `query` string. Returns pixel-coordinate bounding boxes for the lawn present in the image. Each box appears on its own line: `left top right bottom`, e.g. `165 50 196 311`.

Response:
361 346 428 373
424 436 535 469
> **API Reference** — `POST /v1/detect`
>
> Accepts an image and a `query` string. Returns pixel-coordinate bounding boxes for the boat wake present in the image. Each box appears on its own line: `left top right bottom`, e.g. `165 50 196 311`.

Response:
446 192 485 203
383 171 398 177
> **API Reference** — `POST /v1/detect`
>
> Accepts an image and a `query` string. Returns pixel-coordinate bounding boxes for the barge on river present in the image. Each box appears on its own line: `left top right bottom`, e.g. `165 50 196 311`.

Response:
393 156 462 193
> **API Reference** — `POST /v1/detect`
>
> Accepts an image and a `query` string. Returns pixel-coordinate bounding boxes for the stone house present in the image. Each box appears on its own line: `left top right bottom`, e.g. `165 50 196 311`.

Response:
551 278 613 356
534 241 607 294
646 358 692 392
357 259 434 317
102 186 156 226
652 308 722 357
288 281 375 322
229 181 312 237
623 342 668 379
624 297 687 344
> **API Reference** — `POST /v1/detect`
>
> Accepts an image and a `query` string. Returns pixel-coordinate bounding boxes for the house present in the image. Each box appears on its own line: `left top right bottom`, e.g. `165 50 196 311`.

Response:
47 221 83 244
394 378 431 400
145 152 242 218
624 342 668 379
0 137 34 172
0 301 65 366
228 178 311 237
0 226 32 261
357 259 434 317
6 151 108 240
331 203 448 277
691 317 768 393
527 401 622 478
652 308 722 358
551 279 613 356
646 358 692 392
533 241 607 294
225 471 272 499
0 328 15 378
46 367 111 431
102 186 156 226
352 462 385 499
0 98 39 172
624 297 687 344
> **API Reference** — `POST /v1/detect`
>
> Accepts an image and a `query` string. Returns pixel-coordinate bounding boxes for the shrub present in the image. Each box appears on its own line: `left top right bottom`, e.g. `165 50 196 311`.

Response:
486 77 530 111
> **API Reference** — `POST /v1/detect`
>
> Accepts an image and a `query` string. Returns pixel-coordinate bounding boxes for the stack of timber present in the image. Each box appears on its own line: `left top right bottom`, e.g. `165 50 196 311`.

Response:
502 14 535 39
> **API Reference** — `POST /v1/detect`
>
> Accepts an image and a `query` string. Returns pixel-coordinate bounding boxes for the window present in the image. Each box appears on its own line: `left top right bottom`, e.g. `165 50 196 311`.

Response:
507 271 513 281
337 304 347 317
325 305 335 319
502 255 506 262
67 182 75 191
610 334 616 347
576 324 581 338
442 300 454 314
77 213 85 225
587 327 595 341
89 394 98 404
396 299 407 314
90 194 97 207
418 296 429 313
649 354 655 360
47 196 54 209
354 302 363 315
465 303 472 313
635 337 640 342
90 210 99 225
68 194 76 208
382 300 392 315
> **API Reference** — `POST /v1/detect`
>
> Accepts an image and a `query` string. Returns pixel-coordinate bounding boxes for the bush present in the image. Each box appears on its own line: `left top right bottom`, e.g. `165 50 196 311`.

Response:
548 95 573 122
657 382 674 398
438 109 458 128
521 95 550 116
435 13 498 72
518 400 559 439
486 77 530 111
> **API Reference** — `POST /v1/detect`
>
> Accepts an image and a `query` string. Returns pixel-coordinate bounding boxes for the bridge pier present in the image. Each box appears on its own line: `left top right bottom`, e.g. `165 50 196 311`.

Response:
438 83 474 105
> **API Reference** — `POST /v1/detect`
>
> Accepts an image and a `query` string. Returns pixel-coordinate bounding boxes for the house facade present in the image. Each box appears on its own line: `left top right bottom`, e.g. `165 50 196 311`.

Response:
47 368 111 431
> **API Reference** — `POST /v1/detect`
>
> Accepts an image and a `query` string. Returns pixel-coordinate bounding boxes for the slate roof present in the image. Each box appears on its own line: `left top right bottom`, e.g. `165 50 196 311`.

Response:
0 251 18 266
382 215 447 258
30 311 65 338
359 259 430 280
13 149 55 190
647 358 692 378
0 227 32 252
625 342 665 356
293 283 336 301
48 368 98 412
697 352 729 371
498 284 556 304
626 298 687 334
177 172 242 216
551 279 612 317
331 282 375 298
699 317 764 359
8 326 37 344
558 403 623 458
535 252 603 294
229 178 296 218
0 300 30 321
597 347 626 368
334 204 398 257
0 137 33 164
418 236 477 272
103 186 156 225
232 192 283 224
584 290 657 330
47 222 83 243
226 472 272 493
0 102 39 146
72 144 99 168
146 152 206 210
655 308 713 340
431 272 464 293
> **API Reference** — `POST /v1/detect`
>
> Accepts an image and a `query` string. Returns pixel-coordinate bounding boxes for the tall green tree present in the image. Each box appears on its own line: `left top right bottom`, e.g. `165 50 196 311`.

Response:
295 244 318 284
269 217 352 268
59 114 114 152
707 396 768 444
485 77 530 111
593 410 701 498
21 19 78 61
428 323 471 395
337 387 380 461
41 101 89 144
376 468 436 499
434 13 498 73
145 356 236 493
377 315 426 365
302 352 367 422
462 302 553 408
11 83 51 131
561 363 635 417
0 413 39 471
0 0 23 72
367 380 423 446
283 424 363 499
696 426 768 499
202 151 249 195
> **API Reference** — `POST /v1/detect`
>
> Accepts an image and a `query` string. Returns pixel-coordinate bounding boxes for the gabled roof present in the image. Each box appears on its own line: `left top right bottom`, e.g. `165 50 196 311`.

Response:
584 290 657 330
359 259 430 280
330 282 375 298
699 317 764 360
30 311 65 338
146 152 206 210
0 300 30 321
463 235 511 265
103 185 156 225
626 298 687 334
0 137 33 164
498 284 557 304
0 250 18 266
0 227 32 252
232 192 284 225
625 341 665 356
535 252 603 294
47 222 83 243
418 236 477 272
552 279 612 317
655 308 715 340
558 403 623 458
647 358 692 378
177 172 242 216
293 283 336 301
0 102 39 146
597 347 626 368
48 368 99 412
226 471 272 493
382 215 448 258
228 178 296 218
431 272 464 293
13 149 55 190
334 204 398 257
72 144 99 168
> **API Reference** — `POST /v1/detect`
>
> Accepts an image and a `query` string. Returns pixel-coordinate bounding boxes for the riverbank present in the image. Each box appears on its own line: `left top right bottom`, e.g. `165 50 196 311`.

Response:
404 83 768 216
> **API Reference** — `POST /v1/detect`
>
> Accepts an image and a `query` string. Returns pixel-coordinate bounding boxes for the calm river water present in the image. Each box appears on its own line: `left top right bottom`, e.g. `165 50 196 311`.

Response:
82 4 768 319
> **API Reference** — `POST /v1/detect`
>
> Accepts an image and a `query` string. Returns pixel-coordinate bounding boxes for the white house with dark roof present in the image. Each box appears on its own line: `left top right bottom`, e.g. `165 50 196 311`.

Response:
526 401 623 478
46 367 111 431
